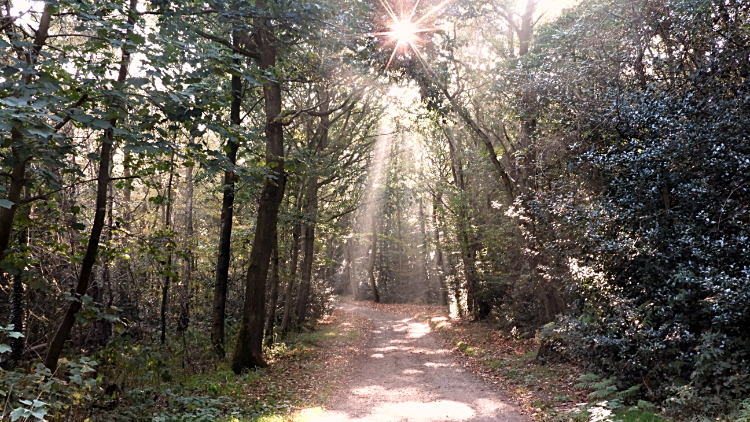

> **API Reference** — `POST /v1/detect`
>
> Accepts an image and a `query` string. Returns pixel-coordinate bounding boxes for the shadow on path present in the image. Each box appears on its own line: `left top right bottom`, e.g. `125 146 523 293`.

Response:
302 302 530 422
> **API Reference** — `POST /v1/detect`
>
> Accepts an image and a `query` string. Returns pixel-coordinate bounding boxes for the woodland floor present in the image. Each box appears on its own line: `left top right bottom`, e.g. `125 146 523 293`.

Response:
295 299 532 422
90 299 618 421
288 298 595 422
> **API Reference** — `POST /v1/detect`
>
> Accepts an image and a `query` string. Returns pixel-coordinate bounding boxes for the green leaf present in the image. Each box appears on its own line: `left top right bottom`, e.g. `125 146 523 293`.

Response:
31 409 47 419
2 66 19 77
129 33 146 45
0 199 15 209
10 407 30 421
0 344 11 354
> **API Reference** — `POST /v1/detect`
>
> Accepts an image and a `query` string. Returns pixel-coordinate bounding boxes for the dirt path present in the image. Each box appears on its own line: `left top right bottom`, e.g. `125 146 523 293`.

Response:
307 303 531 422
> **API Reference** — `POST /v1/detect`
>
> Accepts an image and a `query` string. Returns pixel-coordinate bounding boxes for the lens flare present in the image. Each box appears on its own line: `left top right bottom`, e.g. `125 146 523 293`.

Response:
371 0 455 70
390 20 418 44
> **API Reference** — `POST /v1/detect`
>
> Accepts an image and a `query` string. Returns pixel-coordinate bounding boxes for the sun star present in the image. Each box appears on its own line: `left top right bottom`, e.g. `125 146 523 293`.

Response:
372 0 454 70
390 19 418 44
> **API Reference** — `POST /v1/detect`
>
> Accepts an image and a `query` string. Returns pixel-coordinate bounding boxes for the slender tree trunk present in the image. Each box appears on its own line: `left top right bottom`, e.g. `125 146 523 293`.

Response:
445 127 478 316
432 200 448 306
44 0 138 372
345 236 357 299
122 149 134 227
295 178 317 326
211 53 242 357
6 194 31 368
368 220 380 303
0 3 54 266
458 228 478 315
92 169 115 348
295 93 330 326
418 197 431 303
518 0 535 57
264 235 280 346
397 202 404 282
0 155 27 365
231 18 286 372
0 150 28 265
178 165 194 333
160 153 175 344
8 269 25 366
280 223 300 335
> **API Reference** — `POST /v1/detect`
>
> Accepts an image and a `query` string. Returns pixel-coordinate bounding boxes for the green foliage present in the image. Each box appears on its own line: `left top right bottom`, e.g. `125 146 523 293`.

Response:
523 0 750 415
0 356 99 421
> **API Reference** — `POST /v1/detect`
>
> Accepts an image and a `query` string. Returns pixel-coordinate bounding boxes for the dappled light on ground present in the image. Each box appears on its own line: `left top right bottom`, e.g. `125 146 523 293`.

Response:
321 400 476 421
297 302 529 421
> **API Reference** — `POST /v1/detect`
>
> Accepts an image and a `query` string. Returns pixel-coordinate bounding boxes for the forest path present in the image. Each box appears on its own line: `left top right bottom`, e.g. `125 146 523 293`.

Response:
303 302 530 422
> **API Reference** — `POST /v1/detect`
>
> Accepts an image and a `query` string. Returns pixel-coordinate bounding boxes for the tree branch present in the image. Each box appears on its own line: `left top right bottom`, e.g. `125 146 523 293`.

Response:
193 28 260 60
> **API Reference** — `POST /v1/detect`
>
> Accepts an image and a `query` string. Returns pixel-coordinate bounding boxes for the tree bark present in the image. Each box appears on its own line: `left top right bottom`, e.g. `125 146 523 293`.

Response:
280 223 300 335
418 197 431 303
5 194 31 368
231 18 286 372
211 51 242 357
264 235 280 346
0 1 55 265
160 153 175 344
178 165 194 333
345 235 357 299
0 148 28 264
295 92 331 326
432 202 449 307
368 219 380 303
446 128 478 316
44 0 138 372
295 178 317 326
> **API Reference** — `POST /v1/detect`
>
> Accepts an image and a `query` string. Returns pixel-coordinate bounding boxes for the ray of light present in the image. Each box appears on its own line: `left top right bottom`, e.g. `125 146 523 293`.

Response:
414 0 454 24
372 27 438 37
410 42 434 76
377 0 399 24
385 40 401 69
408 0 422 22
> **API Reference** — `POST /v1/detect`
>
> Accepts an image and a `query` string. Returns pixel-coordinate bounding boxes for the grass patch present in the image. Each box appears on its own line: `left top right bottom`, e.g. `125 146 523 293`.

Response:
616 408 671 422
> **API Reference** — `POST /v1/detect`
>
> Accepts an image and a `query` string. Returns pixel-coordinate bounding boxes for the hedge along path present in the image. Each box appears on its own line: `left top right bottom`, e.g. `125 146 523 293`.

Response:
297 301 530 422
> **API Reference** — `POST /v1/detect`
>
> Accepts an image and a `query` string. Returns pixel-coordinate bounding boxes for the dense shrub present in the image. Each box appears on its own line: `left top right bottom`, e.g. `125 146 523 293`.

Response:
532 0 750 411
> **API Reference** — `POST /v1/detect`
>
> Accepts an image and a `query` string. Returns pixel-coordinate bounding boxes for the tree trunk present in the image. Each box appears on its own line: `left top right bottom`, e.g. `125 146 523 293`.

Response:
295 177 317 326
91 168 115 349
5 195 31 368
345 236 357 299
44 0 138 372
418 197 431 303
231 19 286 372
280 223 300 335
0 149 28 265
211 53 242 357
178 165 194 333
446 126 478 316
295 92 330 326
518 0 536 57
0 3 54 266
368 219 380 303
160 153 175 344
432 200 449 306
264 235 280 346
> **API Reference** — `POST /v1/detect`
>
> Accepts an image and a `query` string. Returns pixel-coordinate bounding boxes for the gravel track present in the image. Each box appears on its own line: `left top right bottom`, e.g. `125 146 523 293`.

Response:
308 302 530 422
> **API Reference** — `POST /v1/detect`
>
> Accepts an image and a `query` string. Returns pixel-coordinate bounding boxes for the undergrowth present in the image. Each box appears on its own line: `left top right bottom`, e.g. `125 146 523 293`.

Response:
1 310 368 422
